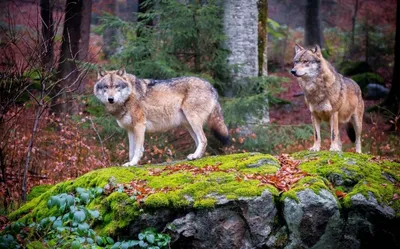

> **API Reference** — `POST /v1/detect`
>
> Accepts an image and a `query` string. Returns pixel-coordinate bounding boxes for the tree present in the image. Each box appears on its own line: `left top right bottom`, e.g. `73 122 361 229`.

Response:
382 0 400 122
305 0 323 47
52 0 91 114
77 0 92 93
40 0 54 70
258 0 268 76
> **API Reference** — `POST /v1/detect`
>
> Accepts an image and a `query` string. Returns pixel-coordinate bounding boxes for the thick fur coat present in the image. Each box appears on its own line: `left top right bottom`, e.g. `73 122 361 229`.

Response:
94 68 229 166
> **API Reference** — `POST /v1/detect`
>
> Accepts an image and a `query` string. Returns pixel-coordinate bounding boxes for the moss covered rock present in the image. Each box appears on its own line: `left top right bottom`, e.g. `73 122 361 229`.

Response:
6 152 400 248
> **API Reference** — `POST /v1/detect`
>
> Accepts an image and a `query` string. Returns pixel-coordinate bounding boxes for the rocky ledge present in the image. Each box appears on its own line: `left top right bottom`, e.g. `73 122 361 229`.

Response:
5 152 400 248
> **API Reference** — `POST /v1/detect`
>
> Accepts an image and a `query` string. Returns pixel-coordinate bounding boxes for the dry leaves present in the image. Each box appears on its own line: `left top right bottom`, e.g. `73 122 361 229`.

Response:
240 154 309 192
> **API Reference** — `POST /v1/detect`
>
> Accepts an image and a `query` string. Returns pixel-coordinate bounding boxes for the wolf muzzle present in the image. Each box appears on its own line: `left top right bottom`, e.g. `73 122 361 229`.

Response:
108 97 114 104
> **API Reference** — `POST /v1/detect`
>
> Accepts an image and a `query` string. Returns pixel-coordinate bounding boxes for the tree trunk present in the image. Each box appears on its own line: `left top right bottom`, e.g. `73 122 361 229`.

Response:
103 0 120 59
382 0 400 117
77 0 92 93
305 0 323 47
350 0 359 53
40 0 54 70
258 0 268 76
51 0 84 115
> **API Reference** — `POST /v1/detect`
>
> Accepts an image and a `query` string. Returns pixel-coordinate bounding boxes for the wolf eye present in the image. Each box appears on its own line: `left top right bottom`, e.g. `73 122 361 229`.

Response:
303 60 309 63
294 60 299 64
104 85 108 89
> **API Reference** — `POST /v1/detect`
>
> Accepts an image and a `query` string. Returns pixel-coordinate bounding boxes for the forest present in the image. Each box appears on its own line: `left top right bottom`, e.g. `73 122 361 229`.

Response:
0 0 399 248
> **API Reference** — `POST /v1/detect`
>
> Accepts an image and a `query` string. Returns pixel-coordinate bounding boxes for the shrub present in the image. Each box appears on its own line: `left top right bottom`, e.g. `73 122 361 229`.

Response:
351 72 385 91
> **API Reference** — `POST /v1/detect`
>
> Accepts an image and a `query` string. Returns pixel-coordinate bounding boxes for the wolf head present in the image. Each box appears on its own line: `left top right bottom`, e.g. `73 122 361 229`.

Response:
291 44 323 78
94 67 132 105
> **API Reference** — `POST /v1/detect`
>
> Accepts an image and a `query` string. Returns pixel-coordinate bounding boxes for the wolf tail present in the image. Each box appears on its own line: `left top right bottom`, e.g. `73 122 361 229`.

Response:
346 123 356 143
208 103 230 146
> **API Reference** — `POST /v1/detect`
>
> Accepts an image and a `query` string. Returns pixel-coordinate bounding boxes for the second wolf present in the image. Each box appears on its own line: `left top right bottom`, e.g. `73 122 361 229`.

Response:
291 44 364 153
94 68 229 166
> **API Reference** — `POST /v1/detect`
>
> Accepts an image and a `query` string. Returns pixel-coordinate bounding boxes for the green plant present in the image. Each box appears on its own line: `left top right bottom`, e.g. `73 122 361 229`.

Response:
0 187 171 249
96 0 231 91
222 76 289 126
351 72 385 91
111 228 171 249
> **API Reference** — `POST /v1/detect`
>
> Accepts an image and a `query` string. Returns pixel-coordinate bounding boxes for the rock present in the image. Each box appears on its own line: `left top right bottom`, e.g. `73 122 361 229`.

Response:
365 83 389 100
7 152 400 249
350 193 395 218
283 189 341 248
169 190 276 249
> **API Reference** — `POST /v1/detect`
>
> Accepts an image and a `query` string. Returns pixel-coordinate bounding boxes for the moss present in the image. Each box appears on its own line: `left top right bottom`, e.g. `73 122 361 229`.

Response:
187 153 279 171
281 176 330 202
27 185 52 201
146 172 194 189
145 192 170 208
97 192 140 235
70 167 138 190
9 151 400 237
293 151 400 215
194 198 217 209
9 167 139 223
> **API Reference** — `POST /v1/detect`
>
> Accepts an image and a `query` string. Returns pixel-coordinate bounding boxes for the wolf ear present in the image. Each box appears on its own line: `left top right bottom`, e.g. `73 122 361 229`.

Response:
295 44 304 54
117 66 126 77
311 45 322 56
98 66 106 79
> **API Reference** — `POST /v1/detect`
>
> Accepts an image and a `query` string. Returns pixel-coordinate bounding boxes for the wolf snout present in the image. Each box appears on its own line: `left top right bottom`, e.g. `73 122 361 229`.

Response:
290 69 297 76
108 97 114 104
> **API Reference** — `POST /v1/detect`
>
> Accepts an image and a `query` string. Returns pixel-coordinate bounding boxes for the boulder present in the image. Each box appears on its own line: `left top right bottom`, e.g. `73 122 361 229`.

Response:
4 152 400 249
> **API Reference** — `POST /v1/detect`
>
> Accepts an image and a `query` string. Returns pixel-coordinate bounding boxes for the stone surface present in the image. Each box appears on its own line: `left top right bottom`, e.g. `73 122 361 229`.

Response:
169 190 276 249
283 189 341 248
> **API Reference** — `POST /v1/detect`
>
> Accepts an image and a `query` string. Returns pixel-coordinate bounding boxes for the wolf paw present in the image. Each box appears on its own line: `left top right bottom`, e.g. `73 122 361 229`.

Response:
187 153 199 160
309 146 320 152
122 162 135 167
329 145 342 152
122 158 139 167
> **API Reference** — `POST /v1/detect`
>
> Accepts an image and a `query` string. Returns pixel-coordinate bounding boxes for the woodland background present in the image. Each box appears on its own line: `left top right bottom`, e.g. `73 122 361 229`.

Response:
0 0 399 214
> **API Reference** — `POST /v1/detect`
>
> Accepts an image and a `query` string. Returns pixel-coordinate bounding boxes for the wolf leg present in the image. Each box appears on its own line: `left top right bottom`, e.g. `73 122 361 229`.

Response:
309 115 321 151
329 112 342 152
184 123 199 147
128 131 135 161
184 119 207 160
351 114 363 153
187 125 207 160
123 124 145 166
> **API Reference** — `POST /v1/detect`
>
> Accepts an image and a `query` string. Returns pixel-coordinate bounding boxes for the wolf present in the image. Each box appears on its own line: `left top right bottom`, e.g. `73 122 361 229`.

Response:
94 67 230 166
291 44 364 153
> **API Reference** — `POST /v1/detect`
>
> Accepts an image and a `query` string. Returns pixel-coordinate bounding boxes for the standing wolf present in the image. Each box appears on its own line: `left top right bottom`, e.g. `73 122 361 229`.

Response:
94 67 230 166
291 44 364 153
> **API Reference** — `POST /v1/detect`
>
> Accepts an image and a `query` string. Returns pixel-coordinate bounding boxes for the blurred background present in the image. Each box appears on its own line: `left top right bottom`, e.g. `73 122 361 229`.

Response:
0 0 399 209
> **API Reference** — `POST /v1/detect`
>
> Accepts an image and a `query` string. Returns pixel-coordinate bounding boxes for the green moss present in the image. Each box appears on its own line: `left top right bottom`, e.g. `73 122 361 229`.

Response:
281 176 330 202
187 153 279 171
27 184 52 201
146 172 194 189
145 192 170 208
194 198 217 209
9 151 400 237
70 167 138 189
97 192 140 235
293 151 400 215
9 167 139 223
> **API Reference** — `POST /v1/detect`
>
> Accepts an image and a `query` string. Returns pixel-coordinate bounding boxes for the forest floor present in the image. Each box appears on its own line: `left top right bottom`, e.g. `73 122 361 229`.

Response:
269 72 399 157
